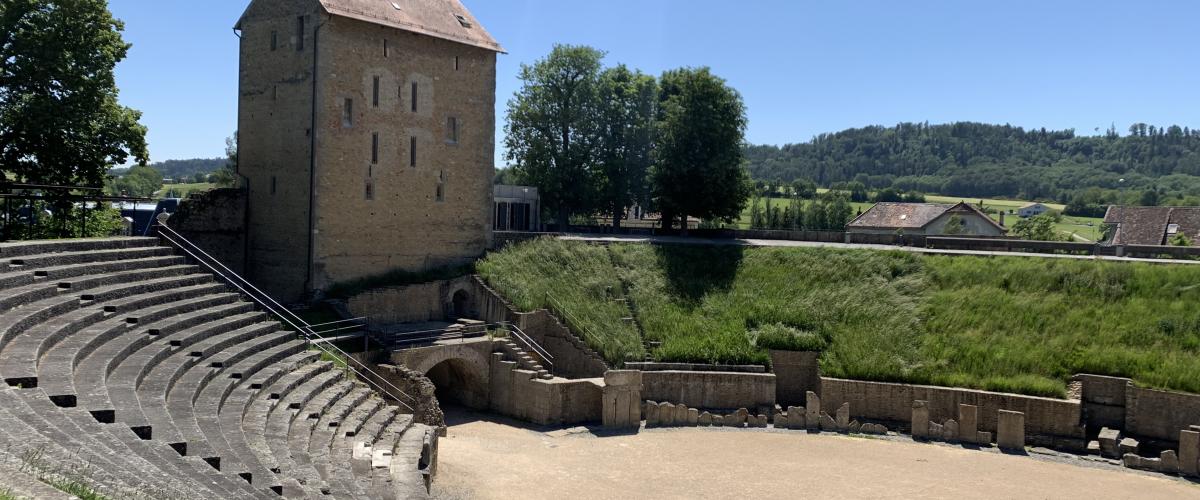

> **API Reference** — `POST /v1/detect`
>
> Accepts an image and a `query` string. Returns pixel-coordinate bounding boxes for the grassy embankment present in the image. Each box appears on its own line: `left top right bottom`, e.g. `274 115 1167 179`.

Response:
478 237 1200 398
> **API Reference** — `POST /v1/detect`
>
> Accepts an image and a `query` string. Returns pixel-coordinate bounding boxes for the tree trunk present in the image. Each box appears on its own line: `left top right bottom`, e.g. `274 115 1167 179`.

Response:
558 206 570 233
660 208 675 232
612 207 623 233
679 214 689 237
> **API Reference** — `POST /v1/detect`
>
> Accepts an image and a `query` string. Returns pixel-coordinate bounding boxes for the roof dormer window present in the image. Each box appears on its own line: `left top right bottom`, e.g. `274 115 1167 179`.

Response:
455 14 472 28
1167 224 1180 235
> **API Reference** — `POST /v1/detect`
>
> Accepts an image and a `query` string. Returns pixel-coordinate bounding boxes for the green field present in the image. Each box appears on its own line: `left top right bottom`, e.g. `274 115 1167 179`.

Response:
738 192 1104 241
478 238 1200 398
155 182 215 199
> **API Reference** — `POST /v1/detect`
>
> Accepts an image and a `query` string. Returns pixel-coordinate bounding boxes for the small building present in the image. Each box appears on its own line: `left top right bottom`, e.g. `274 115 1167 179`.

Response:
847 202 1007 236
1018 203 1051 218
1103 206 1200 246
493 185 539 231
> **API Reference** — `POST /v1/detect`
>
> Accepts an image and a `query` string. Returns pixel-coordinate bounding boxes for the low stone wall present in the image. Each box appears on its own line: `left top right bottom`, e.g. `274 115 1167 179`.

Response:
820 377 1086 451
641 371 776 412
371 364 447 432
1078 374 1128 431
169 188 247 273
347 276 475 324
513 310 608 379
488 352 602 426
769 350 820 407
625 362 765 373
1126 384 1200 443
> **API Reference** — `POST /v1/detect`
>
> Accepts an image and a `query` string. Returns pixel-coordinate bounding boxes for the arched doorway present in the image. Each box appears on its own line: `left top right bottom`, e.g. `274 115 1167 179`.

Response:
425 358 488 409
451 289 470 319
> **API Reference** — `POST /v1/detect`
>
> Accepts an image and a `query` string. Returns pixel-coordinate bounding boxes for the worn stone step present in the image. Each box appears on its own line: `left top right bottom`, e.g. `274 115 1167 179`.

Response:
0 237 159 259
1 246 175 273
242 360 336 494
263 371 348 497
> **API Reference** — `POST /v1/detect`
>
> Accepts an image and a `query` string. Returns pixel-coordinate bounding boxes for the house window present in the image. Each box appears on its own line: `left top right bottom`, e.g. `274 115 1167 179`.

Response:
270 31 277 51
436 170 446 202
409 137 417 167
371 133 379 164
454 14 472 29
296 16 305 51
1168 224 1181 235
342 98 353 127
372 76 380 107
446 117 459 144
410 82 418 112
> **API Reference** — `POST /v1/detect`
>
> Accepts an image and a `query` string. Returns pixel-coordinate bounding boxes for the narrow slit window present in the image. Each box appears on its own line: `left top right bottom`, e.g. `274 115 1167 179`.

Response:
410 82 418 112
446 117 459 144
409 137 417 167
272 86 278 101
454 56 460 71
365 180 374 201
371 133 379 164
436 170 446 202
372 76 380 108
296 16 305 51
270 31 278 51
270 176 277 195
383 39 389 58
342 98 353 127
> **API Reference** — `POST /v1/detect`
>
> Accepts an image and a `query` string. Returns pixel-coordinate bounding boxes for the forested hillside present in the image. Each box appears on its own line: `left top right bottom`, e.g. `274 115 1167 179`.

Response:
150 158 225 180
746 122 1200 210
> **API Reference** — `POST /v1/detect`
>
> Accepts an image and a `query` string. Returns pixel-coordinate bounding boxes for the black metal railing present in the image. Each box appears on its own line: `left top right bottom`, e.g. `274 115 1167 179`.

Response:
384 321 554 369
154 221 417 410
1 182 152 242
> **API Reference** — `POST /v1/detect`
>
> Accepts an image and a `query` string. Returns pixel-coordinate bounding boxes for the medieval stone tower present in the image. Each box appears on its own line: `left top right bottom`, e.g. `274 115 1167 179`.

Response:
234 0 502 302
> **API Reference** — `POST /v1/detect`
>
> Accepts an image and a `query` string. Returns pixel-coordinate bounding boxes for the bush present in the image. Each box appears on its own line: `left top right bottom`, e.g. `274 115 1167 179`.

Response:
750 323 827 352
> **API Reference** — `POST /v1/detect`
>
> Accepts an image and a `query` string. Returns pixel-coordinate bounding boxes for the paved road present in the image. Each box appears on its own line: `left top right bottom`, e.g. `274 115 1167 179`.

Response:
554 233 1200 265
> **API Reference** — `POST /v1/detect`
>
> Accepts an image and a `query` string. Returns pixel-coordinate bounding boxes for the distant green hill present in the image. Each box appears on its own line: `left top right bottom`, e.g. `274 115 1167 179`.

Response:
745 122 1200 208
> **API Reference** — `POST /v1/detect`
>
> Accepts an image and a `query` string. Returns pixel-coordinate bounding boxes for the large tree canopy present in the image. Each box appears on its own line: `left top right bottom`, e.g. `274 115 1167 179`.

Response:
504 44 605 227
652 67 751 227
595 65 656 229
0 0 148 188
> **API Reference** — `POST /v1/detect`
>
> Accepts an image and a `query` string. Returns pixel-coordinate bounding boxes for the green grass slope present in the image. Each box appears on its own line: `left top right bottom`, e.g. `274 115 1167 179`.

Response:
478 238 1200 398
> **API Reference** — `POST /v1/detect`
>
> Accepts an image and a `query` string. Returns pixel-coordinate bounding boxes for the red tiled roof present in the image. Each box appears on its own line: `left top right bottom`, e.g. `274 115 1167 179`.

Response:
848 203 955 230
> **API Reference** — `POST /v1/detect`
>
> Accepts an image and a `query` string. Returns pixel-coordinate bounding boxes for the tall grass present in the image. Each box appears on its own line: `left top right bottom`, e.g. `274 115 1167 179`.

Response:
481 239 1200 397
476 237 644 363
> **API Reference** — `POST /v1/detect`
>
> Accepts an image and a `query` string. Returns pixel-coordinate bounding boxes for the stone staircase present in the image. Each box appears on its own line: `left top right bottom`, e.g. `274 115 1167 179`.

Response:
0 237 436 499
494 337 553 380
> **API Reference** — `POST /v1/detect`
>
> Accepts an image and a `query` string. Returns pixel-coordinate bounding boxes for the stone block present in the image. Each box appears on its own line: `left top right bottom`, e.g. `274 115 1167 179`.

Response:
929 422 944 439
712 415 724 427
1098 427 1122 458
1119 437 1140 456
1123 454 1161 472
604 370 643 387
734 408 750 428
1087 441 1101 455
977 432 992 446
687 408 699 426
754 415 769 428
645 402 660 426
911 400 930 440
675 404 689 425
958 404 979 444
661 403 676 426
819 413 837 432
775 414 788 429
944 420 959 443
835 403 850 432
806 392 821 429
849 420 860 434
787 406 805 430
699 412 712 427
1160 450 1179 475
1179 429 1200 477
997 410 1025 451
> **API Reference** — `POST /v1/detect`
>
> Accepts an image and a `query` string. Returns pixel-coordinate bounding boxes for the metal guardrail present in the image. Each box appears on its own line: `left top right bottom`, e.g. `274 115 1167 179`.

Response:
154 222 416 410
545 293 611 347
383 321 555 369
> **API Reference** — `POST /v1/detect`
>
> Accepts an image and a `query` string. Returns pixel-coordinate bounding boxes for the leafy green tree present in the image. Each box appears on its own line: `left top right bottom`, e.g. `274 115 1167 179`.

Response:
651 67 750 231
748 193 764 228
0 0 148 188
1139 189 1160 207
1011 213 1063 241
1169 232 1192 247
106 164 161 198
791 179 816 199
595 65 656 229
504 45 605 228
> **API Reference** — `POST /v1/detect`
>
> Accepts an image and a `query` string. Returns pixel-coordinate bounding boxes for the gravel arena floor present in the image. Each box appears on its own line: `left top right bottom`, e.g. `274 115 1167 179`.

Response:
432 409 1200 500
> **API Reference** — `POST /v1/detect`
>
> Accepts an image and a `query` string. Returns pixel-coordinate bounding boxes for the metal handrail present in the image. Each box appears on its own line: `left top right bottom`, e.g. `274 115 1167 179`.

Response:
505 323 554 368
154 223 416 409
545 293 610 345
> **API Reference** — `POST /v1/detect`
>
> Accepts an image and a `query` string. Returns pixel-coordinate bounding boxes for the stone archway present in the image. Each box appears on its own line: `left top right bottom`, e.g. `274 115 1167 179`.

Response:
443 283 474 320
405 344 492 410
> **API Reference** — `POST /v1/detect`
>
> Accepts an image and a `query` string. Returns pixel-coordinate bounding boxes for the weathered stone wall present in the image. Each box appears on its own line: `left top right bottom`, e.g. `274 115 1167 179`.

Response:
487 352 602 426
346 276 475 324
602 371 642 429
169 188 247 274
371 363 447 432
1078 374 1128 431
641 371 776 412
469 276 517 324
514 310 608 379
769 350 820 407
1126 384 1200 443
820 377 1086 451
625 362 765 373
239 2 497 302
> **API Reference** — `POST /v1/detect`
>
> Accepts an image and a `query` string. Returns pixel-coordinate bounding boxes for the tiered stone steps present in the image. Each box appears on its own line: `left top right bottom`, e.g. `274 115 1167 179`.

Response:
0 237 436 498
495 338 553 380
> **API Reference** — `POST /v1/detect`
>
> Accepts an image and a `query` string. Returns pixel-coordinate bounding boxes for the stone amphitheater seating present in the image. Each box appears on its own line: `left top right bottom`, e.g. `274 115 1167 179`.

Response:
0 237 437 499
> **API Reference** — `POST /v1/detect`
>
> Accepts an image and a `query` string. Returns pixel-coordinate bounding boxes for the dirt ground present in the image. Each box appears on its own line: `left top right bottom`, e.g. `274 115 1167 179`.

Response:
432 411 1200 500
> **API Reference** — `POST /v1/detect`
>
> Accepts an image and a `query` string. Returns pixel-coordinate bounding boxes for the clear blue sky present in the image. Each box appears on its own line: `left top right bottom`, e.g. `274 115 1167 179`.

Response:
108 0 1200 165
